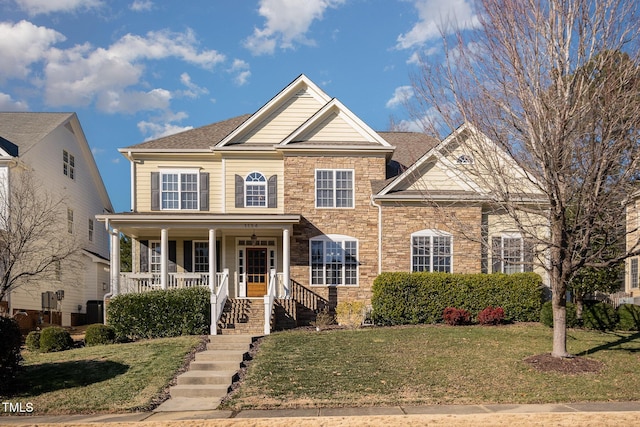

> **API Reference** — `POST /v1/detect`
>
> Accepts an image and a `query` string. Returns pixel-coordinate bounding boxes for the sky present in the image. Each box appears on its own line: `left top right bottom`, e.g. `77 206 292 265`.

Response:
0 0 478 212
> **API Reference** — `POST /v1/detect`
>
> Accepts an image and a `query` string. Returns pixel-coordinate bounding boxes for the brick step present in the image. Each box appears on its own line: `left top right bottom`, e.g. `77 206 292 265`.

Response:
207 341 252 351
170 384 229 399
177 371 235 385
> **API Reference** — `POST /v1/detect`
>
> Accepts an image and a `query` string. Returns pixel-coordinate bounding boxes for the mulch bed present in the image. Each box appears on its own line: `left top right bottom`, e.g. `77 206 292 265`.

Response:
523 353 604 374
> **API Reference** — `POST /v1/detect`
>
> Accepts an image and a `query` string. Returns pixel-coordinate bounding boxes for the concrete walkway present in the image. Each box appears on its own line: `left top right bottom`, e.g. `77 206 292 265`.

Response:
1 402 640 425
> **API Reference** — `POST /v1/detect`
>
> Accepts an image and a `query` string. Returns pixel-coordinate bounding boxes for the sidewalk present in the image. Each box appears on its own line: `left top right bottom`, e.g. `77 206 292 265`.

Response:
1 402 640 426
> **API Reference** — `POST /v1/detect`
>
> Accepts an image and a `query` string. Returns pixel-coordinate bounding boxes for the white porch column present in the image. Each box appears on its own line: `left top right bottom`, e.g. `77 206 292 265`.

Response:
110 228 120 296
283 226 290 297
160 228 168 290
209 228 217 292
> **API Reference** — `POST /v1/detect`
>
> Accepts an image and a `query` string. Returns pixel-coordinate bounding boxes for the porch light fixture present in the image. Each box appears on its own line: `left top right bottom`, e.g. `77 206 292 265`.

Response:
250 233 258 245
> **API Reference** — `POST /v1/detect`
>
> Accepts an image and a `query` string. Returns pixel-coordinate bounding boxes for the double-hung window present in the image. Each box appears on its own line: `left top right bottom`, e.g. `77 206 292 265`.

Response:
161 170 198 210
63 150 75 179
631 258 639 289
492 235 532 273
411 230 452 272
310 235 358 286
315 169 354 208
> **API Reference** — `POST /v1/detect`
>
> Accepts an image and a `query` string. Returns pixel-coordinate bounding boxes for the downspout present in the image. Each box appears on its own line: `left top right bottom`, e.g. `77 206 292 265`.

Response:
370 195 383 274
128 151 135 212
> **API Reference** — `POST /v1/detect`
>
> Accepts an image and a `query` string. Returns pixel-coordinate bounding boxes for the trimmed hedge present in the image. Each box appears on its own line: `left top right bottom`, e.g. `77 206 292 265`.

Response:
540 301 579 328
40 326 74 353
0 317 22 394
84 323 116 346
371 272 543 325
107 287 210 341
583 302 618 331
617 304 640 331
25 330 41 352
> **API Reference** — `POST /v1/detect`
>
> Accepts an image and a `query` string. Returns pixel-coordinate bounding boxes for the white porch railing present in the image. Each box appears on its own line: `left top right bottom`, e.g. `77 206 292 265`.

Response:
264 268 277 335
119 272 212 294
211 269 229 335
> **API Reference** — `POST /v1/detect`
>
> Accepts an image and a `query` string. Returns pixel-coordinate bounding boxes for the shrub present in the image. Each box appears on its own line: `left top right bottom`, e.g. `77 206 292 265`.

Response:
617 304 640 331
25 330 41 352
0 316 23 394
539 301 578 328
477 306 505 325
107 287 210 341
583 302 618 331
371 272 543 325
443 307 471 325
335 301 366 328
39 326 74 353
311 307 335 330
84 324 116 346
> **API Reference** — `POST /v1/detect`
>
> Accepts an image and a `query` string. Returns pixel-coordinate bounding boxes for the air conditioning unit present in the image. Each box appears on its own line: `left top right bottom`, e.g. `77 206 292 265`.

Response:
55 290 65 301
41 291 56 310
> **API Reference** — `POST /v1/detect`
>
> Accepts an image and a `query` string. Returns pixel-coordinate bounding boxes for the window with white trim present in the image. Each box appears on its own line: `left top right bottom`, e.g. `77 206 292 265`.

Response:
310 235 358 286
411 230 452 272
315 169 354 208
63 150 75 179
67 208 74 234
161 171 198 210
631 258 639 289
88 219 94 242
194 241 209 273
245 172 267 207
492 235 525 274
149 241 161 273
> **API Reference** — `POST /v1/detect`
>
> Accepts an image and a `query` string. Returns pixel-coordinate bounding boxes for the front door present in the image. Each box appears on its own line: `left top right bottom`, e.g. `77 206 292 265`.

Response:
246 248 268 297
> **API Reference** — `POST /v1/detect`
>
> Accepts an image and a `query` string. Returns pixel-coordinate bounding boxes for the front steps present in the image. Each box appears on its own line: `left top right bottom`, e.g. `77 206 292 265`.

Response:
217 298 268 335
154 334 255 412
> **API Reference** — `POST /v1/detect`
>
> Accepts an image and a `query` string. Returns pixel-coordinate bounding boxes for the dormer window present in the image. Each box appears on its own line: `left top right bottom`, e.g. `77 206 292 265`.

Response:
456 154 474 165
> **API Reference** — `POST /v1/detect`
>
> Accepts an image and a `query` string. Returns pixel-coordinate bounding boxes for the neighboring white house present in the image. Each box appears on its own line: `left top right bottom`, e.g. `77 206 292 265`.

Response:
0 112 113 327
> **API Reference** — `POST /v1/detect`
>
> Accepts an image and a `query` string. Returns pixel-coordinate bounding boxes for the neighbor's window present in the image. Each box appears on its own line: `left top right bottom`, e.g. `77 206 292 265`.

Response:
161 171 198 210
411 230 452 273
631 258 639 289
315 169 354 208
492 235 531 274
63 150 75 179
67 208 74 234
88 219 94 242
245 172 267 207
310 235 358 286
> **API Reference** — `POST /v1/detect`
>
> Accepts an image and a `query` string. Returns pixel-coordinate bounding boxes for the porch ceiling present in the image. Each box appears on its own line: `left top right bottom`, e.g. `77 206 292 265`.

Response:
95 213 301 237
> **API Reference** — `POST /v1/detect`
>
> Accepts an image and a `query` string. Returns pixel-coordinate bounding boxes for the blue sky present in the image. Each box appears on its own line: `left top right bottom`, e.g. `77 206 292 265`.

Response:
0 0 478 212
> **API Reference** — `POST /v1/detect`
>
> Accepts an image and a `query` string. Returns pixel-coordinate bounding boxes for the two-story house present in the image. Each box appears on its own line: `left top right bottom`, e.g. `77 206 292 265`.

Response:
97 75 546 333
0 113 113 327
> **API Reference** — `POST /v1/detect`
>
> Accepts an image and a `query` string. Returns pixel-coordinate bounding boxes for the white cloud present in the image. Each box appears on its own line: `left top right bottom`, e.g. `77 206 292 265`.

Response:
228 59 251 86
129 0 153 12
14 0 103 16
137 120 193 140
0 92 29 111
41 28 224 112
397 0 479 50
244 0 346 55
386 86 414 109
0 20 65 81
178 73 209 98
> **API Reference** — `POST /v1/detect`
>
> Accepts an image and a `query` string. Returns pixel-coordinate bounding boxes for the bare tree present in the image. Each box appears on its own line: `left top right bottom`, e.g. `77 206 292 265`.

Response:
0 170 81 304
410 0 640 357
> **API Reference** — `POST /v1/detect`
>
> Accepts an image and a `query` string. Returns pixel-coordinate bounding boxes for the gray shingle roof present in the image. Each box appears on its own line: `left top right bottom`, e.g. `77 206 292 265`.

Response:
0 112 73 153
378 131 440 178
125 114 252 150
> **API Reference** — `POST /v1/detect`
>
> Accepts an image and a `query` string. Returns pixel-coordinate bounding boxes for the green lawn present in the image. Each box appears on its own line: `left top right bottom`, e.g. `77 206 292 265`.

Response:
222 324 640 409
2 335 203 415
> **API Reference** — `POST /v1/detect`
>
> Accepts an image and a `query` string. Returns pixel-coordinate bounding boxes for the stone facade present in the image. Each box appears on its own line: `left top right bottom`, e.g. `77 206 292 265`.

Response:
380 203 484 273
284 154 386 304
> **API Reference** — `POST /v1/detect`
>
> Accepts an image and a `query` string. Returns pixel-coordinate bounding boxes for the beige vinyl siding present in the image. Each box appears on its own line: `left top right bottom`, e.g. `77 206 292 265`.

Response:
135 158 222 213
300 111 369 142
241 89 325 144
225 157 284 213
406 161 468 192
